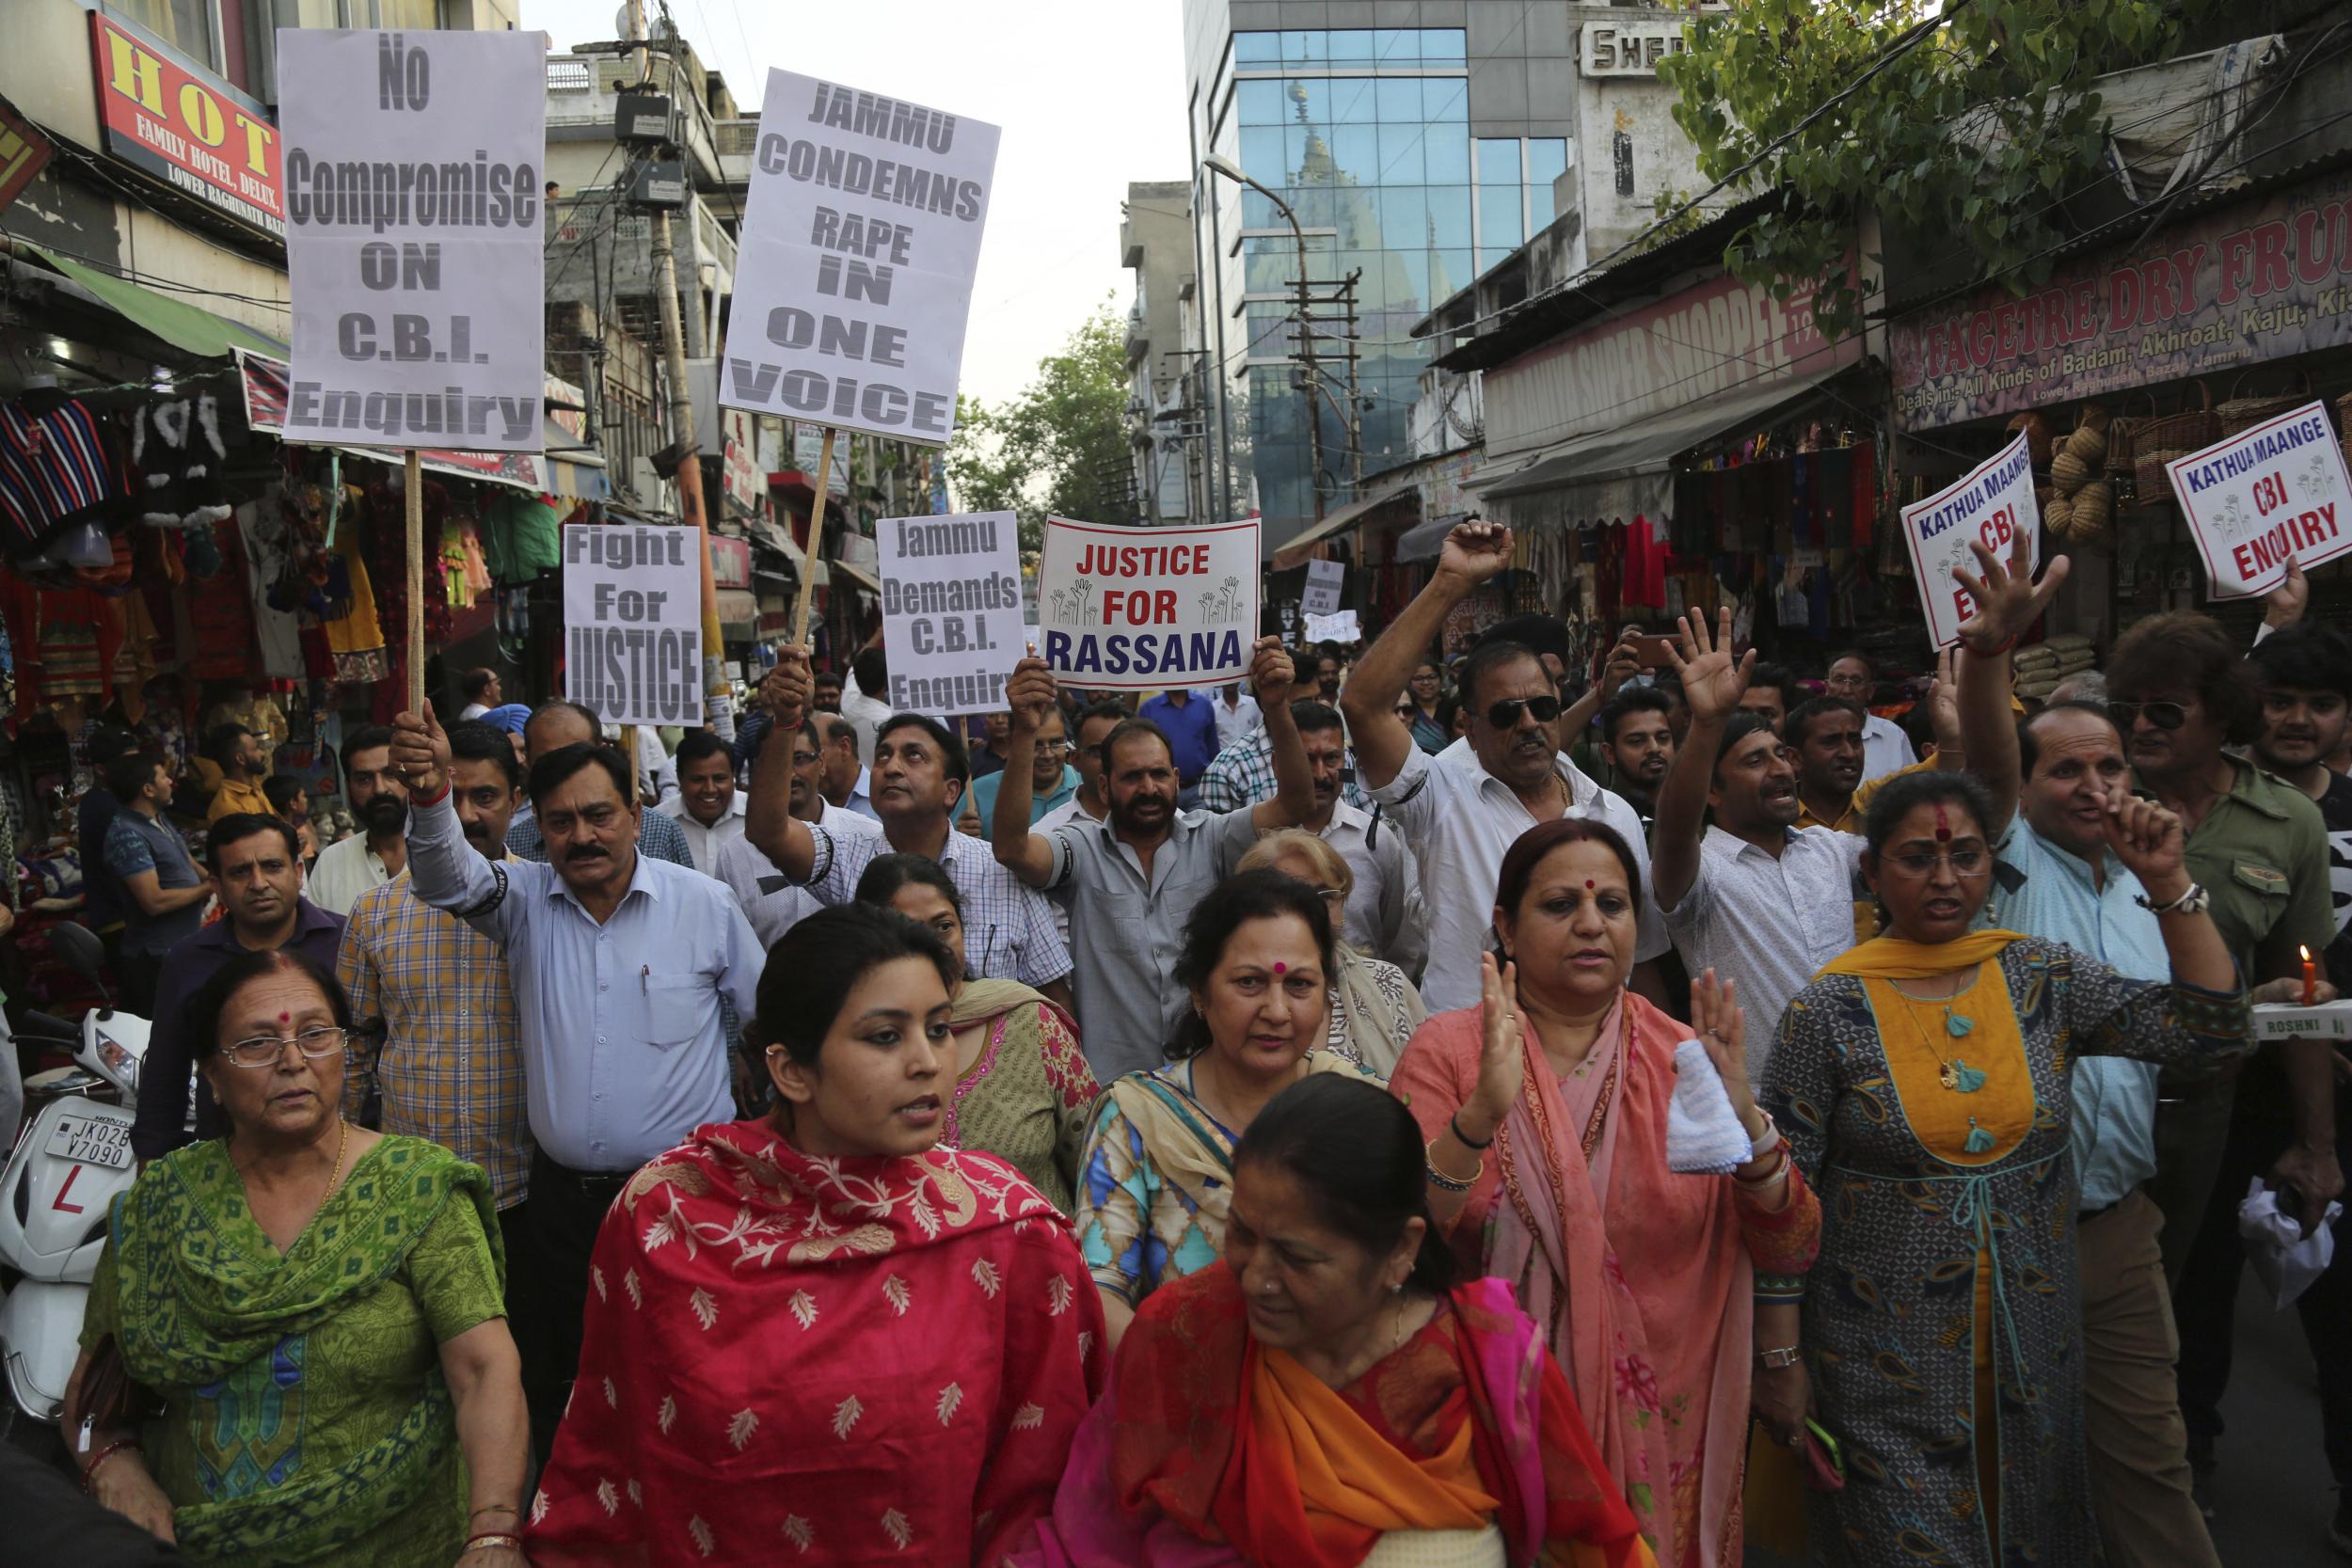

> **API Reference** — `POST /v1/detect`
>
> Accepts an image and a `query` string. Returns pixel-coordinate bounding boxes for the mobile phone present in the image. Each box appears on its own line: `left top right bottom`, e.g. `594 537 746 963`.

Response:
1631 635 1676 668
1804 1418 1846 1483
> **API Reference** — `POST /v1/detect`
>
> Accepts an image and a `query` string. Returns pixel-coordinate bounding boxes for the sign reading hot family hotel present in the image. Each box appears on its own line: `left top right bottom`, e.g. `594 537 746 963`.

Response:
1037 518 1261 690
275 29 545 452
874 511 1025 716
2166 400 2352 597
722 71 1001 444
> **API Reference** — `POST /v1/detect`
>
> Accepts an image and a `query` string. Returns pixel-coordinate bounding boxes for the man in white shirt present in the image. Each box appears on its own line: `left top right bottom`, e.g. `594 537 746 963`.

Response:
457 667 501 721
1212 680 1263 751
840 646 894 773
653 730 746 875
716 720 880 949
310 724 408 915
1294 700 1425 974
1340 521 1668 1012
1826 648 1917 781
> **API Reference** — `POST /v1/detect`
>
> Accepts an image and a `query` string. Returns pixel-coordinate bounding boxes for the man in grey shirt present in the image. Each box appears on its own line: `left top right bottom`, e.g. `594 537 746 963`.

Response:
989 641 1313 1080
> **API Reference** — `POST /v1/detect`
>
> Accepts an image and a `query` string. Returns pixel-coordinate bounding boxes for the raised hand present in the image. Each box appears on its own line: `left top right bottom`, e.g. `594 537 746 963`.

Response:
1690 968 1763 1133
389 705 450 799
1463 951 1525 1139
1006 655 1058 736
1663 606 1755 726
1436 519 1515 588
1953 535 2069 655
2099 781 2188 897
2264 555 2309 630
1598 636 1643 701
1248 635 1295 701
1925 646 1965 755
761 645 814 733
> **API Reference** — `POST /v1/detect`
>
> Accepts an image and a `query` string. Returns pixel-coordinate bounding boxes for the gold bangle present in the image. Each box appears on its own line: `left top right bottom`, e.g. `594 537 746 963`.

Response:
1425 1140 1483 1192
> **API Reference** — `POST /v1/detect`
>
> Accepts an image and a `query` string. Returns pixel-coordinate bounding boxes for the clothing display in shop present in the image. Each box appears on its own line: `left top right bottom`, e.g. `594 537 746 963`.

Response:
184 512 260 682
480 491 564 582
127 394 234 531
324 510 389 685
0 395 125 562
235 496 309 680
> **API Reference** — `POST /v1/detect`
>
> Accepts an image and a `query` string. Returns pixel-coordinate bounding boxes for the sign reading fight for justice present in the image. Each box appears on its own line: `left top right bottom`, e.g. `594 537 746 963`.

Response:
722 71 1000 445
277 29 545 452
874 510 1025 716
2165 401 2352 597
1037 517 1261 690
563 525 703 725
1898 432 2040 650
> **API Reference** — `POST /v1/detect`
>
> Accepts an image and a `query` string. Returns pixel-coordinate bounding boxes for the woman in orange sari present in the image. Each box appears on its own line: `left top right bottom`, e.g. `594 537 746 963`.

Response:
1389 819 1821 1567
1025 1072 1653 1568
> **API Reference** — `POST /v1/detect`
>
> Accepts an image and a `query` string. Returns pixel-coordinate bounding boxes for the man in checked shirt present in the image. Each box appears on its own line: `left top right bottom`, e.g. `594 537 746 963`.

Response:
337 718 555 1449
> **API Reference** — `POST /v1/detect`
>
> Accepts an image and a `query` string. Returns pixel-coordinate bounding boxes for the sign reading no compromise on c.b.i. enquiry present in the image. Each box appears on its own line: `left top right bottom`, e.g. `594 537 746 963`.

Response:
2165 400 2352 598
1037 518 1261 690
1897 431 2040 651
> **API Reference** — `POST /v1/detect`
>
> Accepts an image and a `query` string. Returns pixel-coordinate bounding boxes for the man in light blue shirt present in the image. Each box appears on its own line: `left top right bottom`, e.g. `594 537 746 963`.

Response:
389 705 762 1436
1960 580 2222 1568
968 705 1080 839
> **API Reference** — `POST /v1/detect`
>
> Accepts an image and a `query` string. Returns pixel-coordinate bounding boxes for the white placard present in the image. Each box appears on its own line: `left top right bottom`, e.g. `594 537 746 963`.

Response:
722 71 1000 446
563 525 704 726
277 30 546 452
874 511 1025 716
1300 558 1344 617
2166 401 2352 598
1303 610 1359 643
1897 432 2039 650
1038 517 1261 691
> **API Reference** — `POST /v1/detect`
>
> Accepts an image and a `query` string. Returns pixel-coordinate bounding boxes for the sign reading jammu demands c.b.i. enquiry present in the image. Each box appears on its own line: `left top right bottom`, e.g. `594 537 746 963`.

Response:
721 71 1000 446
874 511 1025 717
1037 518 1261 690
562 526 703 727
2165 401 2352 598
276 29 545 452
1897 431 2040 651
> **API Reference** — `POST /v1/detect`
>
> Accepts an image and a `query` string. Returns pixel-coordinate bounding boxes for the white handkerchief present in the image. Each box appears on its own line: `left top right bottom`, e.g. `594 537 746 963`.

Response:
2237 1178 2342 1310
1667 1037 1753 1175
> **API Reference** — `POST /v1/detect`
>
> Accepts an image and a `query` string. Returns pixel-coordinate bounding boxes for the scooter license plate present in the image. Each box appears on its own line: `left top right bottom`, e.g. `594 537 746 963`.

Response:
44 1114 132 1170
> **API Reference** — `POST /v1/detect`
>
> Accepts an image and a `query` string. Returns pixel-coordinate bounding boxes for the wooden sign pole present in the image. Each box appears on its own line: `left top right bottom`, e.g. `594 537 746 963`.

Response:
790 425 838 645
405 449 425 714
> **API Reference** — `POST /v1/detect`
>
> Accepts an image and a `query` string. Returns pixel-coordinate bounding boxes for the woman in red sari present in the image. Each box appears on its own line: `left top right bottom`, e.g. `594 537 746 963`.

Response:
1389 820 1821 1568
1025 1072 1655 1568
526 905 1107 1567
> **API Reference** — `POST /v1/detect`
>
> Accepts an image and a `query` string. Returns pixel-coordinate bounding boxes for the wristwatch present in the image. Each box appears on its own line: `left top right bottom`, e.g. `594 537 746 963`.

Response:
2134 880 2209 916
1757 1345 1803 1370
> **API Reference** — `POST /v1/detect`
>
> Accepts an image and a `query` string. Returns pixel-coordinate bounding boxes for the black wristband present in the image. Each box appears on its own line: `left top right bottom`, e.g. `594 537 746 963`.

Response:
1450 1111 1494 1150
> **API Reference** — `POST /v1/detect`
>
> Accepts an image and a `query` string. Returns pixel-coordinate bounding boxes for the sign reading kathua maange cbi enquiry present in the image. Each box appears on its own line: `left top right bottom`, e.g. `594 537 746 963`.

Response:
1037 518 1262 690
721 71 1000 444
1898 431 2040 650
874 512 1025 717
2165 401 2352 598
276 29 545 451
563 526 704 726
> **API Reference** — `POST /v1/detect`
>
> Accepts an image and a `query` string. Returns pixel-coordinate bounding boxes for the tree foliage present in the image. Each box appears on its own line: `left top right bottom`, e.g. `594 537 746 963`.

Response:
1660 0 2215 340
947 299 1133 551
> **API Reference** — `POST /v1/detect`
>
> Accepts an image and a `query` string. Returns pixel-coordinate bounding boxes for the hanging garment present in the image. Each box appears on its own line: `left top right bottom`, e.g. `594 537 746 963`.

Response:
324 513 389 685
480 492 564 582
128 394 235 531
0 396 125 561
236 496 308 679
1850 440 1878 550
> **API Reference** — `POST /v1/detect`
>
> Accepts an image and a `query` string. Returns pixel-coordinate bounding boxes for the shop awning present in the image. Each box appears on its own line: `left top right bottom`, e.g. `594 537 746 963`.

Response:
1465 368 1845 532
832 557 882 596
715 587 758 636
7 240 285 360
749 515 827 586
1394 512 1470 562
1270 483 1418 570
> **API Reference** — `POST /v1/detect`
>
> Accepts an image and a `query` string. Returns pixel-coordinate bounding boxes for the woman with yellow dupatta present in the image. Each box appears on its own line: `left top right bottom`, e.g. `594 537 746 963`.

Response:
1023 1073 1655 1568
1760 770 2247 1568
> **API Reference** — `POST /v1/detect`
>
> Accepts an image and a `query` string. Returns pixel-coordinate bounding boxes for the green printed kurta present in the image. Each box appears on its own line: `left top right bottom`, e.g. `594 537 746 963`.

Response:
1758 939 2245 1568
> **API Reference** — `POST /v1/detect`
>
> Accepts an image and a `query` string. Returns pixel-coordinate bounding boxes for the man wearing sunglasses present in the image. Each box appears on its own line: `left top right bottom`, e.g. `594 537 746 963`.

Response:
1340 520 1667 1013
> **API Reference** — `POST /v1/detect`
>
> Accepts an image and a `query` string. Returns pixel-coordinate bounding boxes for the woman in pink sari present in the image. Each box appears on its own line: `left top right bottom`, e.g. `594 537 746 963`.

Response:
1390 819 1820 1568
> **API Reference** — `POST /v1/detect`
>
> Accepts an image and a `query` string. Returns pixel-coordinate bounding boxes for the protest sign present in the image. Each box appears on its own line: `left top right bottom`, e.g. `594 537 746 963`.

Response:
1898 432 2039 650
276 29 545 453
1301 558 1344 617
1037 517 1261 691
2165 401 2352 598
563 525 704 726
1303 610 1360 643
722 71 1000 447
874 510 1025 716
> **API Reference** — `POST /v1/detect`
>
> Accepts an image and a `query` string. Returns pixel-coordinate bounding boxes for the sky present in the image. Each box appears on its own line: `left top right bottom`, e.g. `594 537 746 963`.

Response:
522 0 1196 408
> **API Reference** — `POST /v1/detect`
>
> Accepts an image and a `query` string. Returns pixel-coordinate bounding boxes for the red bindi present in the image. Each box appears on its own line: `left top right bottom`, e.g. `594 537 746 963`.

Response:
1272 961 1286 975
1585 879 1597 890
1932 803 1952 842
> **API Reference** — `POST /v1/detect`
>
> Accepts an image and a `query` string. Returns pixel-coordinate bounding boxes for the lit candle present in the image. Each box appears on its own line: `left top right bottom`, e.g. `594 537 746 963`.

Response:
2305 944 2320 1007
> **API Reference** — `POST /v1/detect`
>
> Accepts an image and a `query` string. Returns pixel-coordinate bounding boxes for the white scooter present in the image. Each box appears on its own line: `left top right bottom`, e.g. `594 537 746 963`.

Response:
0 923 148 1453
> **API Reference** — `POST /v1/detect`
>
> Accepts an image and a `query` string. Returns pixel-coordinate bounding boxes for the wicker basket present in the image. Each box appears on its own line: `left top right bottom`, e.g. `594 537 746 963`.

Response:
2052 448 2093 495
2043 490 2076 542
2007 410 2053 471
2071 480 2114 545
2062 420 2106 469
2105 391 2153 481
2133 382 2217 507
2216 371 2307 437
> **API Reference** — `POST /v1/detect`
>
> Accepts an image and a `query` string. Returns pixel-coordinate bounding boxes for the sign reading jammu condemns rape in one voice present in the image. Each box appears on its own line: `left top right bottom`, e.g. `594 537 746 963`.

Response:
1898 431 2041 651
722 72 1000 446
1037 518 1261 690
276 30 545 452
2166 401 2352 598
562 526 703 727
874 511 1025 716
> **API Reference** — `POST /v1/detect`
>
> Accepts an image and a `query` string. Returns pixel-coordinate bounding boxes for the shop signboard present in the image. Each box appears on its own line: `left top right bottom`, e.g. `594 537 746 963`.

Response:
563 523 705 725
1897 431 2040 650
2164 400 2352 597
707 534 752 590
1893 169 2352 430
720 406 761 512
873 510 1025 716
87 13 284 239
722 71 1000 445
0 97 54 216
1037 518 1260 690
277 29 546 453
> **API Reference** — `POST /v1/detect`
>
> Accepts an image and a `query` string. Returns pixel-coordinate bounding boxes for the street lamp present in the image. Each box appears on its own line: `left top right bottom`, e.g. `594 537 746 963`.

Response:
1201 154 1327 522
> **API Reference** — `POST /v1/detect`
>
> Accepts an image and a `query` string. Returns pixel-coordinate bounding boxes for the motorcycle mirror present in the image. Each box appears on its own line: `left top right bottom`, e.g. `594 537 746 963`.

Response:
46 923 113 1016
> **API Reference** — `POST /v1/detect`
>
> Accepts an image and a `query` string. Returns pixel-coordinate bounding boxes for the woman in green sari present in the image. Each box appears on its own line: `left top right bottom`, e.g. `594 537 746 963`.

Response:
63 947 528 1568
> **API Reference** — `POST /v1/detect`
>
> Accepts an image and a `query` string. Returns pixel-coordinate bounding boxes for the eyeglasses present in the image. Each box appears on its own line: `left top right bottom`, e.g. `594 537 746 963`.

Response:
1310 886 1344 907
1824 673 1870 692
2107 700 2187 732
1485 694 1564 728
222 1025 348 1069
1882 847 1992 879
1035 737 1072 752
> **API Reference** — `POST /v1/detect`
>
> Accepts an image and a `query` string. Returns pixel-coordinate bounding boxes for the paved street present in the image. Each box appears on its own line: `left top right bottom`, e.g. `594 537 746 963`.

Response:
2208 1275 2341 1567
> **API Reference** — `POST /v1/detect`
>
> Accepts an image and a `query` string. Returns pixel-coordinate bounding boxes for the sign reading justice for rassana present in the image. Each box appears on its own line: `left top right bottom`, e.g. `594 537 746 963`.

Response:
1036 518 1261 690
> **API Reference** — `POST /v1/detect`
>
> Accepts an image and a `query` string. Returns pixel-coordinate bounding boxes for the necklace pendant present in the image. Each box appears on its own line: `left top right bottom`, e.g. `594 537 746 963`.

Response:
1938 1062 1959 1091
